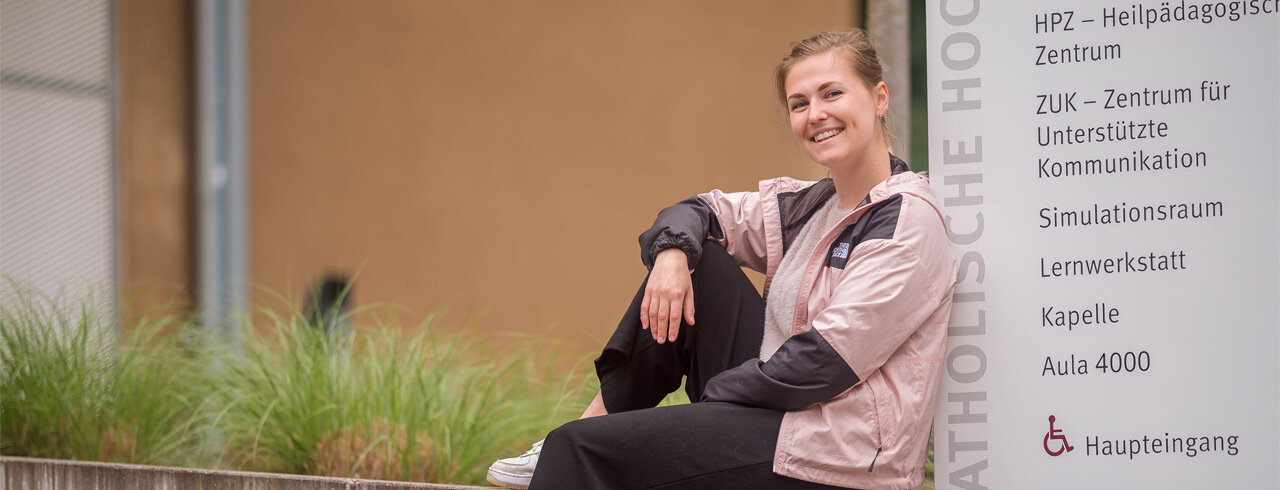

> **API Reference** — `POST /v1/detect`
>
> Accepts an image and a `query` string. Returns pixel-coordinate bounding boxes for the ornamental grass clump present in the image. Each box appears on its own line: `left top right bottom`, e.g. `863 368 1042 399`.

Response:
0 277 592 484
212 310 586 485
0 280 211 466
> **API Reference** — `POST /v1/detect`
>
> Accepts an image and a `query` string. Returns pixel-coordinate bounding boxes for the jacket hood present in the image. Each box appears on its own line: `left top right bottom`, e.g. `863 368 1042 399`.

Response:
869 171 946 226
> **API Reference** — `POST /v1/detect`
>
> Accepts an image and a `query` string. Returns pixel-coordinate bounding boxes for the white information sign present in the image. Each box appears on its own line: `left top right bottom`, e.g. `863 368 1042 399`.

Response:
927 1 1279 488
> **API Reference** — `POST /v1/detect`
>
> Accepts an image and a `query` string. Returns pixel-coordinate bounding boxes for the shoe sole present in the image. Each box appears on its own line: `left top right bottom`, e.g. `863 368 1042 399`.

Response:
486 469 531 489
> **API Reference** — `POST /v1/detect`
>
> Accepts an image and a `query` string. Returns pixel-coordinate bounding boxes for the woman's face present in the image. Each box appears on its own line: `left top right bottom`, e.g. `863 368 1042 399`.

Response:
784 51 888 172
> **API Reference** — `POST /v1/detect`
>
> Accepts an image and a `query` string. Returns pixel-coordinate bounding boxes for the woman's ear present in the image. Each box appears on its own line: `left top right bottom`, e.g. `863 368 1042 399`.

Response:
875 81 890 116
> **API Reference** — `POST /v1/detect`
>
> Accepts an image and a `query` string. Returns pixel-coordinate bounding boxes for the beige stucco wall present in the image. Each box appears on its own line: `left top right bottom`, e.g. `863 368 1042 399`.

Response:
117 0 195 324
238 1 854 354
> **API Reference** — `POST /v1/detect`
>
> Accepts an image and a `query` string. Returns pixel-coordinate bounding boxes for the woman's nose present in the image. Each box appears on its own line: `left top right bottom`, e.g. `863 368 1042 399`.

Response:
807 104 828 124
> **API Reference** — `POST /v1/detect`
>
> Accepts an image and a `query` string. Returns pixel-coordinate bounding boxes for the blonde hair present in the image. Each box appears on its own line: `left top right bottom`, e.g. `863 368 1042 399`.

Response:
775 29 893 146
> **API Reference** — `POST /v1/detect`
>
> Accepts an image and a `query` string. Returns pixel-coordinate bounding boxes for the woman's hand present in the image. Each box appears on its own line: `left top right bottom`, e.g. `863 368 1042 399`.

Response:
640 248 695 344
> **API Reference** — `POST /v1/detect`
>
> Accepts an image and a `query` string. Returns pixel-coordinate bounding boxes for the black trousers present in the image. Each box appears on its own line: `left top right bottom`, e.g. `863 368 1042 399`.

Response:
528 242 845 490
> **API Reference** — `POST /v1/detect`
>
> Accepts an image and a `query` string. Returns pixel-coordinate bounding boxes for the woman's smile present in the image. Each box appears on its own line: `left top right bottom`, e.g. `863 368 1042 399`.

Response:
810 127 844 143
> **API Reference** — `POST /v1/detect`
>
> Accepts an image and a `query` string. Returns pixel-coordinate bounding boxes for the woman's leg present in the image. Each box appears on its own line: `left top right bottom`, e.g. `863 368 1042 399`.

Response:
578 391 608 419
496 241 778 489
526 242 837 489
594 240 766 412
529 402 844 490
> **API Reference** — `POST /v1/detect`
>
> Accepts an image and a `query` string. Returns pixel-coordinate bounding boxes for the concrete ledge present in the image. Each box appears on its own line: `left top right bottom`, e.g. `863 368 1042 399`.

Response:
2 456 496 490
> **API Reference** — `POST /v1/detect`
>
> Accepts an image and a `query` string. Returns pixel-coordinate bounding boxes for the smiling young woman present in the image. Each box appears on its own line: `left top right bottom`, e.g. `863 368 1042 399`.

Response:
487 29 955 490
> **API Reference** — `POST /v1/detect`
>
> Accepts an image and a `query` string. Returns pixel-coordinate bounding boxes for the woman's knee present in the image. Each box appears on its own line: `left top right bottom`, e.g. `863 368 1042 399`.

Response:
691 239 755 292
698 239 731 263
692 239 737 274
542 417 598 455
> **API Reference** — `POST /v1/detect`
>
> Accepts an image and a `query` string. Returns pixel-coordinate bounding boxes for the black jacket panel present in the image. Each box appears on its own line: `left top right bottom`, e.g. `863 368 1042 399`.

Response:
699 327 860 410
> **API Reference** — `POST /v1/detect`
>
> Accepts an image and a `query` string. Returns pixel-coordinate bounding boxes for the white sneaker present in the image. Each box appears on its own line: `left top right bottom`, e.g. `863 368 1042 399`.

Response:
486 439 544 489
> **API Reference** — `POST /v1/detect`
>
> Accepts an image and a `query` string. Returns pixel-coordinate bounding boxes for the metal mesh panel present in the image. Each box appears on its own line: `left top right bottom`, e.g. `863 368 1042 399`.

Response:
0 0 115 300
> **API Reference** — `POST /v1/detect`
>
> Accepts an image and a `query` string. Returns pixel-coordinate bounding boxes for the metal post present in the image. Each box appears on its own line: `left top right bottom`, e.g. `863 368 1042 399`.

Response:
196 0 248 344
865 0 911 160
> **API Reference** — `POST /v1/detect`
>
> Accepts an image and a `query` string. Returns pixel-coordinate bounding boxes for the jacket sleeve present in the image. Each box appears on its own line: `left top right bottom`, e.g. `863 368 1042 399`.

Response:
700 328 859 410
701 239 938 410
639 189 769 272
638 196 722 270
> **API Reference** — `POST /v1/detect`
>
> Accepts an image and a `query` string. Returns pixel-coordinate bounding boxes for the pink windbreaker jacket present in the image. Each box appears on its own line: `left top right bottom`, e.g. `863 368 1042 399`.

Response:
639 156 955 489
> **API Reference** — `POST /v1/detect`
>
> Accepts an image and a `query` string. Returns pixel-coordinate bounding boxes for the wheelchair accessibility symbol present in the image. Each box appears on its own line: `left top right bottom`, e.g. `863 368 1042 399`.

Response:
1043 415 1074 456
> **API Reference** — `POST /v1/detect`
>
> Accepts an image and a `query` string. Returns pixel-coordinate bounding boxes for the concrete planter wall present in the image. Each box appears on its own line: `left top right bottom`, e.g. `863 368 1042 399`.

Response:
1 457 493 490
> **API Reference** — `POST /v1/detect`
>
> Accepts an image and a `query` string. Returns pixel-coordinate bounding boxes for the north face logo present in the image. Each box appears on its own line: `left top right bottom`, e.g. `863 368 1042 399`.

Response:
831 242 850 259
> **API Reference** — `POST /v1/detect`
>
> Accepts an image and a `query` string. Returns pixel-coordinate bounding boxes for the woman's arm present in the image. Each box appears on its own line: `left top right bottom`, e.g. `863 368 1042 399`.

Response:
636 189 771 342
638 190 771 274
638 196 723 271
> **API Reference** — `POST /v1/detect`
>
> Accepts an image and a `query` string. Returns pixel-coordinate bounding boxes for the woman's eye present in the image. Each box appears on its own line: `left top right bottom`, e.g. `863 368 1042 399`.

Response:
825 89 843 99
790 100 809 111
